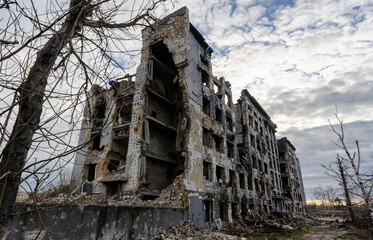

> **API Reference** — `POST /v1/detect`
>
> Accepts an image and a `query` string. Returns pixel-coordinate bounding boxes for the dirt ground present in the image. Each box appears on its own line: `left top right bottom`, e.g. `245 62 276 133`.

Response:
291 225 365 240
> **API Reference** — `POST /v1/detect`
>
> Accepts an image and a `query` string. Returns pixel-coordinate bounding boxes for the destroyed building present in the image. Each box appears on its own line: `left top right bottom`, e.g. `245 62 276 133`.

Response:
235 90 284 214
278 137 307 213
71 7 306 227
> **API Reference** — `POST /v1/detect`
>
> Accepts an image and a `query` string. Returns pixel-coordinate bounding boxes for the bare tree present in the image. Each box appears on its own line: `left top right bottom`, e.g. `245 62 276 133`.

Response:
313 185 337 209
323 154 356 221
0 0 174 237
326 111 373 227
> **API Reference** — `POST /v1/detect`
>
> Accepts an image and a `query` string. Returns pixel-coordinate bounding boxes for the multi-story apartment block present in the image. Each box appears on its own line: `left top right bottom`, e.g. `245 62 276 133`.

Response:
71 7 306 227
278 137 307 213
235 90 284 215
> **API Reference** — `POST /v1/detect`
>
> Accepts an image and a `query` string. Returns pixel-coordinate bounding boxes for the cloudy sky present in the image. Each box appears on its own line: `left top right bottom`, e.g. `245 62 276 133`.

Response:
171 0 373 199
1 0 372 199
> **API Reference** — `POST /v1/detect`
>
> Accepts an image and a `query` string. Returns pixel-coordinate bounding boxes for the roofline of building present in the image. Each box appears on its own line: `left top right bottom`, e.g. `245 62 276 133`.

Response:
160 6 213 54
242 89 277 129
278 137 296 151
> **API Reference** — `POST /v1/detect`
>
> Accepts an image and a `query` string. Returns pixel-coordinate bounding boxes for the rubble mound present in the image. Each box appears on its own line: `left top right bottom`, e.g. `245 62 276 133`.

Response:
29 175 187 208
153 223 240 240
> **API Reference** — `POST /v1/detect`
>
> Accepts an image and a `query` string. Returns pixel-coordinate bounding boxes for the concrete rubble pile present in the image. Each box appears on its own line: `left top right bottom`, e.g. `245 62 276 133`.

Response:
153 212 320 240
31 174 187 208
153 223 242 240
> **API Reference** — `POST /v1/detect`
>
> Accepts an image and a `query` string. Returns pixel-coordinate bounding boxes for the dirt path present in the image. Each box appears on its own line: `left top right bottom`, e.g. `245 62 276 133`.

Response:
292 225 362 240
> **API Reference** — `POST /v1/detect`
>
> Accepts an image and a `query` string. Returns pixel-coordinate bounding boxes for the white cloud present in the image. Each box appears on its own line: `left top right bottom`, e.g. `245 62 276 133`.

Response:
173 0 373 196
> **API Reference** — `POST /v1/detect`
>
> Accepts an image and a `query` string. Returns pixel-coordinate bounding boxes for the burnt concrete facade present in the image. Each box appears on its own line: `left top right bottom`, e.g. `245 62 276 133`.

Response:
72 7 306 227
235 90 284 215
278 137 307 213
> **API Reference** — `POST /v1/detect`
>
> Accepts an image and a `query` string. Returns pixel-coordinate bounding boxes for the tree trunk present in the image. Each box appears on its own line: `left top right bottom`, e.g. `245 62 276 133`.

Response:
337 154 355 222
0 1 85 237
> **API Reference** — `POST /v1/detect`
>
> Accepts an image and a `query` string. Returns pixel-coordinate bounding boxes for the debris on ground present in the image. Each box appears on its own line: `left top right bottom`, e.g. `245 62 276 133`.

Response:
20 175 187 208
152 223 242 240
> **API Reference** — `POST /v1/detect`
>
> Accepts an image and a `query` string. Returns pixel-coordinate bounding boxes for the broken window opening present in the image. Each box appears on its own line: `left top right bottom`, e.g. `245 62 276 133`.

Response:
241 203 248 218
229 170 237 187
139 194 158 201
264 163 268 174
144 156 177 192
249 115 253 127
203 127 211 147
213 82 220 95
90 93 107 151
212 134 223 153
261 142 266 154
280 163 287 174
224 93 231 108
255 180 260 192
227 141 234 158
107 158 120 172
219 202 228 222
215 107 222 123
87 164 96 182
149 42 178 100
257 138 261 152
258 160 263 172
226 114 233 132
203 161 213 181
247 175 253 190
232 203 239 220
216 165 225 184
239 173 245 189
250 134 255 147
91 134 103 151
200 54 209 68
201 70 209 87
203 97 211 116
203 200 213 222
95 99 106 119
252 156 257 169
105 181 121 198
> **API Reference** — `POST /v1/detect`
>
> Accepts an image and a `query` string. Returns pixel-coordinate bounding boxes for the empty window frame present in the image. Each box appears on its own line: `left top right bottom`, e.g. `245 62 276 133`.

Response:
224 93 232 108
203 127 211 147
247 175 253 190
255 180 260 192
203 161 213 181
250 134 255 147
107 158 120 171
213 82 220 95
201 70 209 87
213 134 224 153
219 202 228 221
215 107 222 123
229 170 237 187
87 164 96 182
232 203 239 220
264 162 268 174
239 173 245 189
216 165 225 184
203 97 211 116
226 114 233 132
227 141 234 158
252 156 258 169
203 200 214 222
241 203 248 218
